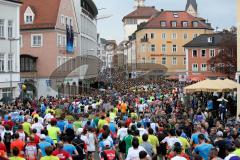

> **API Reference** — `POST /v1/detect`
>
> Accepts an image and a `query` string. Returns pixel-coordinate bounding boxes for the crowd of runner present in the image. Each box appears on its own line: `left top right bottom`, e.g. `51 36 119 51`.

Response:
0 79 238 160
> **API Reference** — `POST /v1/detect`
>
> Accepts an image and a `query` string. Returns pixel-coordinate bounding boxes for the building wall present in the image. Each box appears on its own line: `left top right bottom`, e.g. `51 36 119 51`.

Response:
186 47 225 78
136 28 213 74
0 0 21 99
123 19 148 40
20 0 80 98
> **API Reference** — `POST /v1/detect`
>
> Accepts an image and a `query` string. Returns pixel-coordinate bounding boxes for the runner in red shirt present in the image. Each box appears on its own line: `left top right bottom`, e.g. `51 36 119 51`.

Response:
53 141 72 160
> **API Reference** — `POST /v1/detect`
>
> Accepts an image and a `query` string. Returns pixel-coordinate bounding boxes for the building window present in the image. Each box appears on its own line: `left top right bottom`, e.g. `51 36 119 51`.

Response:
65 17 69 25
210 49 215 57
162 33 166 39
20 56 37 72
173 12 179 18
201 63 207 71
62 35 66 46
0 19 4 38
172 45 177 52
25 15 33 24
74 37 77 47
172 57 177 65
142 58 146 64
184 57 186 65
8 54 13 71
208 37 213 43
151 58 156 64
172 33 177 39
125 19 137 24
201 50 206 57
69 17 73 26
192 50 197 57
182 21 188 27
57 34 62 46
31 34 43 47
61 15 65 25
141 44 145 52
171 21 177 27
2 88 11 98
193 34 198 38
8 20 13 38
162 57 166 65
162 44 166 52
183 33 188 39
192 21 198 27
0 53 4 72
160 21 166 27
151 44 156 52
150 33 154 39
192 64 198 72
57 56 61 67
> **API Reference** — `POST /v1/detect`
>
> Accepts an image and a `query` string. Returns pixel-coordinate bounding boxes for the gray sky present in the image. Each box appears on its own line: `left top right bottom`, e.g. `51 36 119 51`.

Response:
93 0 236 43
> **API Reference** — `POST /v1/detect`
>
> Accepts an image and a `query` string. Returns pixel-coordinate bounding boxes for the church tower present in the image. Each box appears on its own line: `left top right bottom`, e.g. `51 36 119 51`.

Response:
185 0 198 17
134 0 145 8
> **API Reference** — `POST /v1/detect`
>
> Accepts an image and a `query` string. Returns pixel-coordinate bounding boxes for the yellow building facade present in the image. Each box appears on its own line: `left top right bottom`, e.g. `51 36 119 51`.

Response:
135 11 214 75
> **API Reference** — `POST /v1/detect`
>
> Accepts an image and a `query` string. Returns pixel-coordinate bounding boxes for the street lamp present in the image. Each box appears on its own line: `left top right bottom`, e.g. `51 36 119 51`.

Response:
8 37 20 100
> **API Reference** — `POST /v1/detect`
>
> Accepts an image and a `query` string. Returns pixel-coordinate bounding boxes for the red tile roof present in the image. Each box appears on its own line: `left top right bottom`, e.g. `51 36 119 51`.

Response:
122 6 158 21
140 11 213 30
20 0 61 30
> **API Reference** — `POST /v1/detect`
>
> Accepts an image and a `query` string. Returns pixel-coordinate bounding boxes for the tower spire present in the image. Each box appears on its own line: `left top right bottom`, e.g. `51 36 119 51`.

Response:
185 0 198 17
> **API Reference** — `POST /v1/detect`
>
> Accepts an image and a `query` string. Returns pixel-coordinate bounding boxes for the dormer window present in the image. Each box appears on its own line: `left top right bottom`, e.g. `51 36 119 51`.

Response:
24 6 35 24
192 21 198 27
26 16 33 23
182 21 188 27
171 21 177 27
173 12 179 18
208 37 214 43
160 21 166 27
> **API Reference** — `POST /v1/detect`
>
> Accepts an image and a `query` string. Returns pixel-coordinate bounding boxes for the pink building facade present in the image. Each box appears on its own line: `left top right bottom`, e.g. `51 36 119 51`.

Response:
20 0 81 98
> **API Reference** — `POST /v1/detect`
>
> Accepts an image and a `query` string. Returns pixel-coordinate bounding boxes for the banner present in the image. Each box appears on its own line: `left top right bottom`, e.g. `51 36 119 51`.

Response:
66 24 74 53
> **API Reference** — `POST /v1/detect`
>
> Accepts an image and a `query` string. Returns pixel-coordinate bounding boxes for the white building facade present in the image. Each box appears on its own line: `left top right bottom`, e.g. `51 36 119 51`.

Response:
0 0 21 100
73 0 98 79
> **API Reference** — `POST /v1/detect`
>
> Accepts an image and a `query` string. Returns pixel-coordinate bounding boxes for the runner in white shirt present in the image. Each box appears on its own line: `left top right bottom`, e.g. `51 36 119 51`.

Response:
137 123 147 136
126 137 150 160
31 117 44 136
161 129 182 149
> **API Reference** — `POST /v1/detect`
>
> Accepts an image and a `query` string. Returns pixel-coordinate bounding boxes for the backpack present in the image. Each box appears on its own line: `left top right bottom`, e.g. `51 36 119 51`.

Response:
72 137 86 155
4 132 11 143
25 143 37 160
102 150 116 160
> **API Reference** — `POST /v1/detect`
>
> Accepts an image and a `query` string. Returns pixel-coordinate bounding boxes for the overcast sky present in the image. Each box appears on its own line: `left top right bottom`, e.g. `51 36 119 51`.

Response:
93 0 236 43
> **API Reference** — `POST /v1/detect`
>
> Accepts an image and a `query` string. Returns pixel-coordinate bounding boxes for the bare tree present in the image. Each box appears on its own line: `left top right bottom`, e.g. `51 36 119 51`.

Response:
208 27 237 77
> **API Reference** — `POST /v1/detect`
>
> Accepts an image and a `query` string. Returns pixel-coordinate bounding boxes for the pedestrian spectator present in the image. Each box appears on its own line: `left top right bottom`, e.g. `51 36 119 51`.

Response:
193 134 213 160
40 146 59 160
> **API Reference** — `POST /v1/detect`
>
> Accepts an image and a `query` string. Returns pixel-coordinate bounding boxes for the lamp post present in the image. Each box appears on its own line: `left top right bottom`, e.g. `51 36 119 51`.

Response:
9 38 20 100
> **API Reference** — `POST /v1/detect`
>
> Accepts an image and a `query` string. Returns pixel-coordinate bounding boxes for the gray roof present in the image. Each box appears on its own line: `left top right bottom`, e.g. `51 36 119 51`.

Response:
185 0 197 11
183 33 224 48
